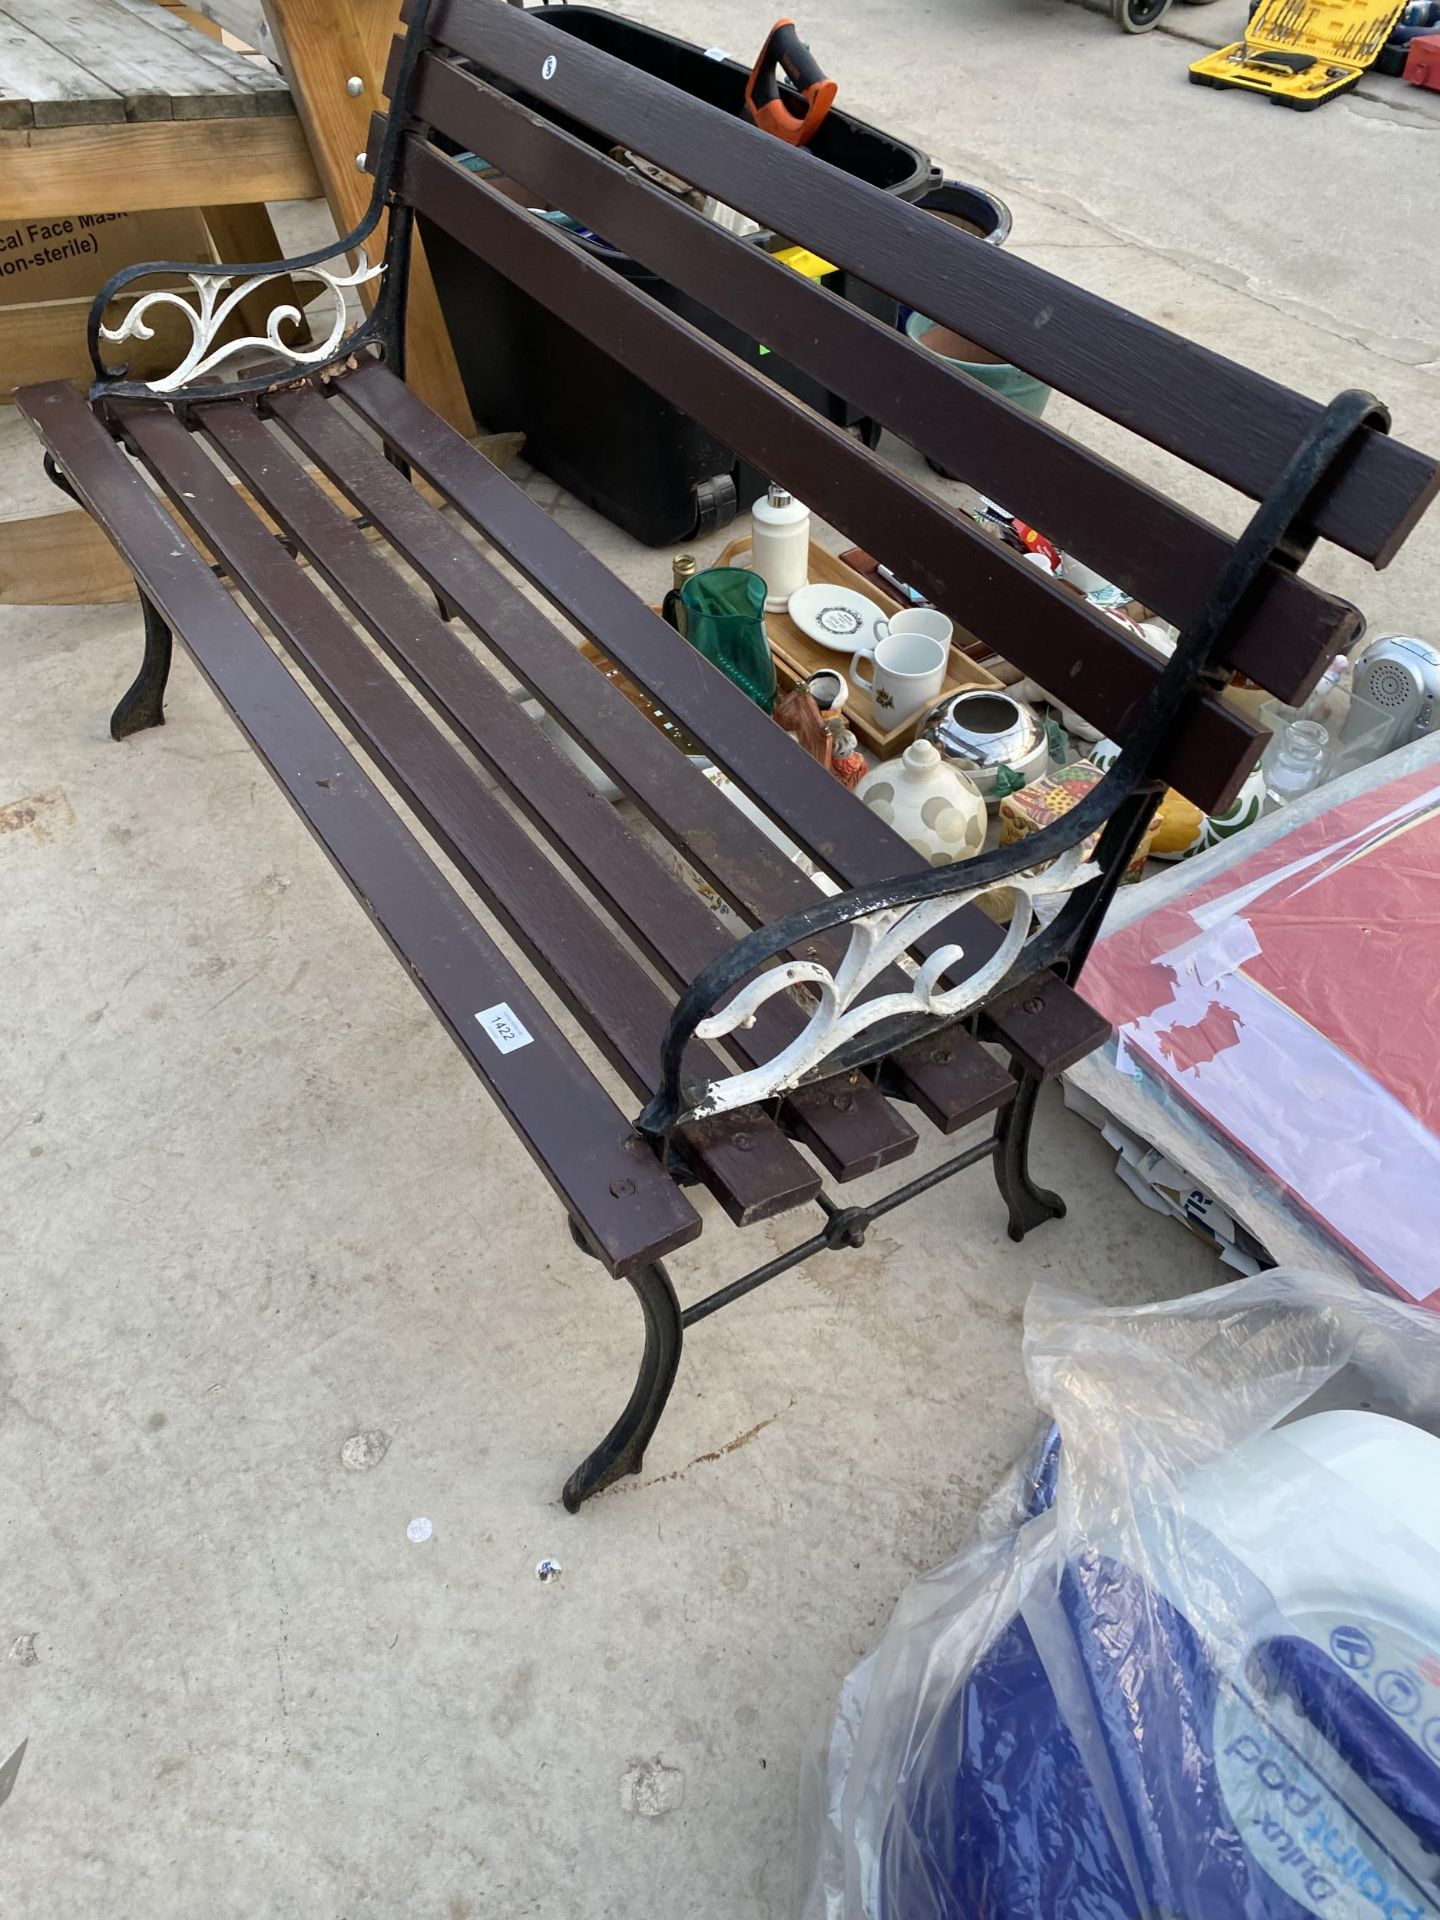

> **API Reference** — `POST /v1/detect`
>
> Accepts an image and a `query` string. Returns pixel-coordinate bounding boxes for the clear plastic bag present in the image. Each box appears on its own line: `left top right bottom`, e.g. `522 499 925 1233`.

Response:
797 1271 1440 1920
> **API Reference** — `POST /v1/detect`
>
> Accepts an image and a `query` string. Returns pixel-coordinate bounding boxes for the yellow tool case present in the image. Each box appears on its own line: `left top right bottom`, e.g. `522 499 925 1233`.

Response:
1189 0 1406 106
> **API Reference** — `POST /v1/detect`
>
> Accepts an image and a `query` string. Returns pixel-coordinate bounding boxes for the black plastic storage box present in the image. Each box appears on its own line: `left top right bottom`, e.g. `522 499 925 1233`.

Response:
419 6 932 547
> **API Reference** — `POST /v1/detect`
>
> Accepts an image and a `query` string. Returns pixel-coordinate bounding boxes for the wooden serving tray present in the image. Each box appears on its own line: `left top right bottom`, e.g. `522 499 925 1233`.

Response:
578 639 703 756
716 535 1000 756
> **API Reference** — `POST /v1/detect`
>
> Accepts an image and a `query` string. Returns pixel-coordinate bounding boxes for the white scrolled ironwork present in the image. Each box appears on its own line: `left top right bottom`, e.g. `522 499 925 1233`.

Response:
98 253 384 394
689 845 1100 1116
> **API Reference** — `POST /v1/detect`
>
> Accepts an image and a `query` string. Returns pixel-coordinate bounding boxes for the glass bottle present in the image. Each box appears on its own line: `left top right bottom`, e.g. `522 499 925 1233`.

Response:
1264 719 1329 809
662 554 697 632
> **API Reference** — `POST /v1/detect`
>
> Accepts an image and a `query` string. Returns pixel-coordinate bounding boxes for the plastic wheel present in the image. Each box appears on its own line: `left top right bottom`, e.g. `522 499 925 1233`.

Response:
690 473 737 537
1113 0 1173 31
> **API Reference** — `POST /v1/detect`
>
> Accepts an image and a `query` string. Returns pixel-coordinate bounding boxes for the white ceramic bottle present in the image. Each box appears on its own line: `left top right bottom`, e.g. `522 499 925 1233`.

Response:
856 740 987 866
751 484 810 611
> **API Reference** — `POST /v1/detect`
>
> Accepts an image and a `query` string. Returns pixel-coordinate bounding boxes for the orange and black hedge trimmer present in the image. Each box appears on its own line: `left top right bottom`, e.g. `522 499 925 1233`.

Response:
743 18 837 146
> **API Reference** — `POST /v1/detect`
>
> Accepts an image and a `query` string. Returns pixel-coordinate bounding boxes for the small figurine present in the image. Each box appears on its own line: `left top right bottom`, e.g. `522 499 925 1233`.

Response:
830 727 868 791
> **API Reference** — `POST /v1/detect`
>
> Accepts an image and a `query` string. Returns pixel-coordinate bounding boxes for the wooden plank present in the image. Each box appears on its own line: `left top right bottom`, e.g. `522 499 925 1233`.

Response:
107 0 294 115
18 378 701 1274
173 0 270 41
261 0 475 435
410 59 1361 709
198 200 309 342
118 396 819 1228
274 383 875 913
393 145 1263 815
0 501 137 603
0 7 123 129
0 289 212 393
0 114 318 218
272 377 1028 1137
3 0 249 123
199 399 919 1183
425 0 1439 568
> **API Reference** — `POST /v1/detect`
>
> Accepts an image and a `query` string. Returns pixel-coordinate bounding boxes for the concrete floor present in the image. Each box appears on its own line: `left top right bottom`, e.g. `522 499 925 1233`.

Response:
2 0 1436 1912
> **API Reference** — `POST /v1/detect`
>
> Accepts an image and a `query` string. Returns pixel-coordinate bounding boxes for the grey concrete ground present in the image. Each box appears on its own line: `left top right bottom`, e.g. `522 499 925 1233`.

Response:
2 0 1435 1912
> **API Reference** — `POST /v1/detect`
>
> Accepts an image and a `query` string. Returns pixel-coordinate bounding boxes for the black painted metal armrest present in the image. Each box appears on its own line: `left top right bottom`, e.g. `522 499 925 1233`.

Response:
637 786 1125 1137
86 0 440 403
639 384 1389 1138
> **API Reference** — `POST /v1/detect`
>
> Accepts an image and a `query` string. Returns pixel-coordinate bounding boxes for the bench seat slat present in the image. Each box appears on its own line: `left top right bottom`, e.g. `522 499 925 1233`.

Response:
115 400 820 1229
313 364 1158 1125
199 399 918 1184
403 55 1359 708
421 0 1440 568
387 141 1263 816
984 973 1113 1079
276 378 1020 1136
17 380 700 1275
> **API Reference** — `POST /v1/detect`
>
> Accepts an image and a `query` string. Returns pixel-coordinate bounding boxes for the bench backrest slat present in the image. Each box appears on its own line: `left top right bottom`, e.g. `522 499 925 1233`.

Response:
400 54 1358 710
419 0 1439 568
390 138 1261 813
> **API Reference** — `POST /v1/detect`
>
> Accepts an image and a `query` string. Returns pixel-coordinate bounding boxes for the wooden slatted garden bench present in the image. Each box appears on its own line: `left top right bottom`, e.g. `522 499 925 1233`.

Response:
17 0 1437 1509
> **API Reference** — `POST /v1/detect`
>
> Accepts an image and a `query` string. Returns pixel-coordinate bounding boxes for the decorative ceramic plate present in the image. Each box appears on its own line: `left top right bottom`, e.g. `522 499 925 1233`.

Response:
786 583 889 654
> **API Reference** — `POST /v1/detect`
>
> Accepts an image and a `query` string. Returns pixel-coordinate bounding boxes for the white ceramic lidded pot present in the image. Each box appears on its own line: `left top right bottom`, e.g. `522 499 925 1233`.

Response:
856 740 987 866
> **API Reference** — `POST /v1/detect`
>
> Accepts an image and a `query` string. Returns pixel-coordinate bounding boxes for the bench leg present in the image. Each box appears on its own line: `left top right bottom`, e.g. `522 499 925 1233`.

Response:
563 1258 683 1513
993 1063 1066 1243
110 594 173 741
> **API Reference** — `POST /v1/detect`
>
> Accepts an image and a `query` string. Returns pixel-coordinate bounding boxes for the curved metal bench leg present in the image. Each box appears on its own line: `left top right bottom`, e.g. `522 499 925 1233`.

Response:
563 1258 683 1513
110 593 173 740
993 1065 1066 1244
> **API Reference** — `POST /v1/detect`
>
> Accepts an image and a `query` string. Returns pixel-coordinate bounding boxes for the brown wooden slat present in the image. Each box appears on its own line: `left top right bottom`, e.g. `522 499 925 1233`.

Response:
403 53 1359 706
878 1032 1017 1122
419 0 1439 567
982 971 1113 1079
114 399 818 1229
390 140 1262 814
198 398 917 1183
15 379 698 1276
273 376 1016 1134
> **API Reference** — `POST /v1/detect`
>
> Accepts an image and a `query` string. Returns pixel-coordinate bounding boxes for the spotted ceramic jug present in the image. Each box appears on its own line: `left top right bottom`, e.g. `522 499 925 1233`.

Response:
856 740 987 867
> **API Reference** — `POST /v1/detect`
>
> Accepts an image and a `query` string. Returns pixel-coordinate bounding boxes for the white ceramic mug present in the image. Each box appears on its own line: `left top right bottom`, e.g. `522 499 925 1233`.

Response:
851 610 951 726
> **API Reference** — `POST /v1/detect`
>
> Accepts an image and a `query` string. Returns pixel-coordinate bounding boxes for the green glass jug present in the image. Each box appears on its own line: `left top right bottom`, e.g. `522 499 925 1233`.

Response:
662 567 776 714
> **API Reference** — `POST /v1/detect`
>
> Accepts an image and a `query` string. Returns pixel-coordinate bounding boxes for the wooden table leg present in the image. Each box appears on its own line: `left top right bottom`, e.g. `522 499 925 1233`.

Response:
261 0 477 435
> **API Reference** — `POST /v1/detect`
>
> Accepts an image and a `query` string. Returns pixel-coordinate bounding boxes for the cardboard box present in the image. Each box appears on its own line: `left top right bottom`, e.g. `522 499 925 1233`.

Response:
0 209 211 308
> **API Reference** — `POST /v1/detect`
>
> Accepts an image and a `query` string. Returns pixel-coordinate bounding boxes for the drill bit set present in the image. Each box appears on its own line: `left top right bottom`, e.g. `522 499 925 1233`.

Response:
1189 0 1406 105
